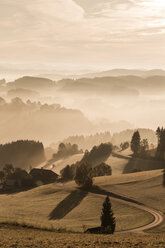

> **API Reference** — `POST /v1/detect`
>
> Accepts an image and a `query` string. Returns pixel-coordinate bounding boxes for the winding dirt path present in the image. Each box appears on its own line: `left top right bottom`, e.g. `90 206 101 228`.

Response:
111 195 164 233
90 186 164 233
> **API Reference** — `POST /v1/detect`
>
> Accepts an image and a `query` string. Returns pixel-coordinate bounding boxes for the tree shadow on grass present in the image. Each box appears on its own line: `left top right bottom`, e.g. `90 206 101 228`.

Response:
89 185 142 205
112 152 131 160
122 157 165 174
48 189 88 220
48 185 142 221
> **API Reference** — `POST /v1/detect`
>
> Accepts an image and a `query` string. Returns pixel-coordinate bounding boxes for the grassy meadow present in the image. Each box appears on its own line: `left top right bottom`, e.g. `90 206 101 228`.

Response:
0 150 164 247
0 170 164 232
0 180 153 232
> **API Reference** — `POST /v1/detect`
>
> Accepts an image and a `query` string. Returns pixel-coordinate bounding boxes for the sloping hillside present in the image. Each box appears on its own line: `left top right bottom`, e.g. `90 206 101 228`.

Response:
0 169 163 233
96 170 164 213
0 181 152 232
38 148 128 176
123 158 165 173
51 154 84 175
95 169 165 232
112 129 157 145
105 154 129 174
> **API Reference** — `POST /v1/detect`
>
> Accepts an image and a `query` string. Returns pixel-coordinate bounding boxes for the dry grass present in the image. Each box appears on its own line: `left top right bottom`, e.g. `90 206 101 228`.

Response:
106 154 129 174
94 170 165 212
94 169 165 232
0 181 153 232
0 153 164 235
0 224 165 248
95 169 163 186
44 153 84 174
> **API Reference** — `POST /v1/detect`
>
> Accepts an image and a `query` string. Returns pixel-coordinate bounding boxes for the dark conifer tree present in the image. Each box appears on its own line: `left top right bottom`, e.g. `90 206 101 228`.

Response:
101 196 116 234
156 127 161 145
131 131 141 156
156 127 165 159
60 165 74 181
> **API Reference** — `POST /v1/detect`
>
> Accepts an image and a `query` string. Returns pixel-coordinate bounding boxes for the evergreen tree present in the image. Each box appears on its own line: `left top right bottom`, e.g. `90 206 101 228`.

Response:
60 165 74 181
131 131 141 156
100 196 116 234
156 127 165 159
156 127 161 145
163 169 165 187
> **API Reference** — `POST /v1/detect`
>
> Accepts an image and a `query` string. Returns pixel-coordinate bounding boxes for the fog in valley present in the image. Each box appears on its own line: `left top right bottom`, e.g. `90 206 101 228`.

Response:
1 0 165 147
0 0 164 151
0 71 164 146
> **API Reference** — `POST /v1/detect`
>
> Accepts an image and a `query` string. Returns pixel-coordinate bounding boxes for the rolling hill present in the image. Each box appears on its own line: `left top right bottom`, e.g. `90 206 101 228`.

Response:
0 167 164 233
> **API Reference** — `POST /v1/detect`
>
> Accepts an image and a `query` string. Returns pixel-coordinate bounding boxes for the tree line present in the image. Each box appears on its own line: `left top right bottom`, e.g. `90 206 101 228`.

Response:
0 140 45 170
62 132 112 150
131 127 165 160
60 143 113 182
53 143 83 160
130 131 149 157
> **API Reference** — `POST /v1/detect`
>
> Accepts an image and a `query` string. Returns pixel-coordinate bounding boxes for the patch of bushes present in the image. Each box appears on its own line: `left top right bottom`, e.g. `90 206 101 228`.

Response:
92 163 112 177
60 143 113 182
120 142 129 151
53 143 83 160
61 162 112 182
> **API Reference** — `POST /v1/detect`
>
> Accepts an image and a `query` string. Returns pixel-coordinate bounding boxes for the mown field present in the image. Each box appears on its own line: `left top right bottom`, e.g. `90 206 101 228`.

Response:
0 151 164 247
0 153 164 233
0 180 153 232
0 224 165 248
95 169 165 232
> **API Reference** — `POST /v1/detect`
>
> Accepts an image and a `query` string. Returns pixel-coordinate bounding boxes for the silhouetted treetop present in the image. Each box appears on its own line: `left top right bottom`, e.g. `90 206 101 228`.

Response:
131 131 141 156
81 143 113 165
156 127 165 160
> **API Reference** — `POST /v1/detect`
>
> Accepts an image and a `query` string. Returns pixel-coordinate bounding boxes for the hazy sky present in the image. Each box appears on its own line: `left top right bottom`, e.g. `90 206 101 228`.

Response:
0 0 165 74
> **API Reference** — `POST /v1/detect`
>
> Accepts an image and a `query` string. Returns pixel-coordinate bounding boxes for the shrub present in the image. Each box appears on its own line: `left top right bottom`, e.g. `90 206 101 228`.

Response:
120 142 129 151
53 143 82 160
92 163 112 177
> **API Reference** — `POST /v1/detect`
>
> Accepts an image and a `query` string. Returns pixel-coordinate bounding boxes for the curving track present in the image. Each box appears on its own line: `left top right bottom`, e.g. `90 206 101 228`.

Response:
111 195 164 233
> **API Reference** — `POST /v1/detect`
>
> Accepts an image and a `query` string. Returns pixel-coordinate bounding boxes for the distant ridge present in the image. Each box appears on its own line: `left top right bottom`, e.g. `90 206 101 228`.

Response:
37 69 165 80
6 74 165 97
